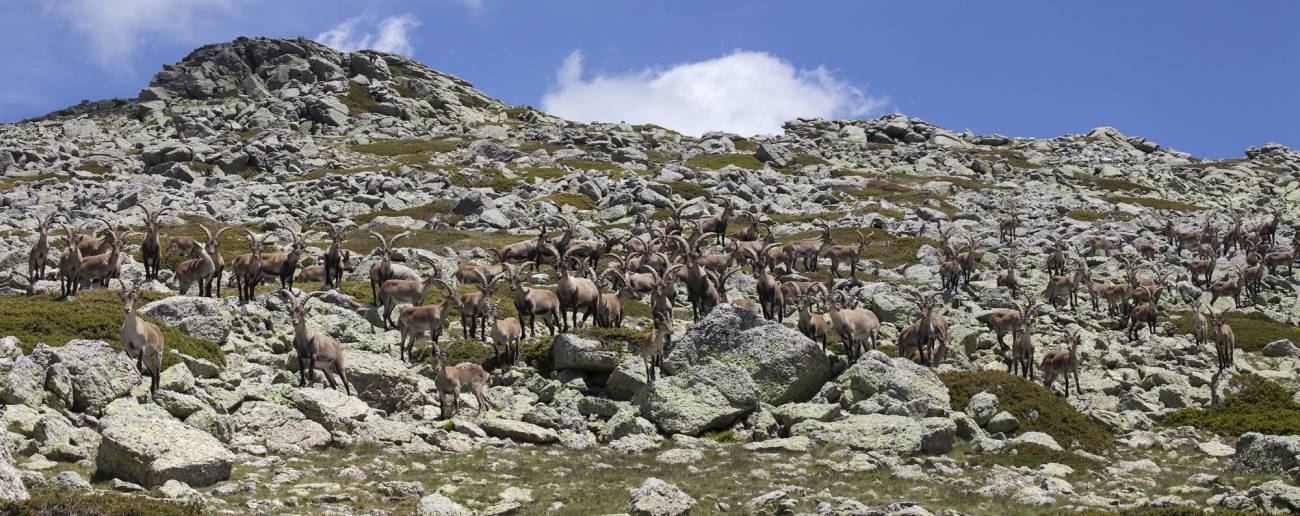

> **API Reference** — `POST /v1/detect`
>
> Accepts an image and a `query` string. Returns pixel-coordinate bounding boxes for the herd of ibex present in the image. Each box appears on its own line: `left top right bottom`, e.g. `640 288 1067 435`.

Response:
12 197 1298 412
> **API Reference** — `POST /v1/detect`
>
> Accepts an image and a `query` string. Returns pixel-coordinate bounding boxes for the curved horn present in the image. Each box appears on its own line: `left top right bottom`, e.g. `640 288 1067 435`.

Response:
199 225 213 242
367 230 389 249
214 226 232 242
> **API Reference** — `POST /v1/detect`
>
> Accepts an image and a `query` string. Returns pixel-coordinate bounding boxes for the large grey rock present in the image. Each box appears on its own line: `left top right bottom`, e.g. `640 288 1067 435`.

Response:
96 411 234 487
835 350 950 417
32 340 137 417
140 296 232 344
636 359 759 436
288 387 370 431
790 414 934 455
0 432 27 500
966 392 999 425
627 477 696 516
754 143 796 168
664 304 832 405
1233 433 1300 474
0 357 45 406
478 418 560 444
1262 340 1300 358
552 333 622 373
344 350 423 412
418 493 473 516
230 401 330 452
1248 480 1300 514
309 96 349 126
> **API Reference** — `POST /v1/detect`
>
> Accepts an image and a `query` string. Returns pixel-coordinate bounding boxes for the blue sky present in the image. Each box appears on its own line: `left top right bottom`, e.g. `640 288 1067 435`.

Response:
1 1 1296 158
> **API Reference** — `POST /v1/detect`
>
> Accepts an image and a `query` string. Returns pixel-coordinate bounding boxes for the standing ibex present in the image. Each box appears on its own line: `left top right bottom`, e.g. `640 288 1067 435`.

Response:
378 266 448 331
1045 236 1068 277
638 316 671 382
755 244 786 321
368 230 416 306
135 205 168 281
977 298 1035 350
434 347 493 417
282 290 352 395
817 283 880 362
229 230 266 304
594 270 635 328
1210 310 1235 372
996 251 1021 296
913 293 950 367
57 224 83 299
1126 286 1159 342
77 219 117 257
696 196 736 246
1207 268 1243 308
454 249 508 286
826 229 870 279
173 226 217 296
1045 257 1087 310
396 280 459 362
320 221 355 289
1041 331 1082 397
499 223 553 265
783 221 829 273
999 213 1020 243
458 272 497 341
118 279 163 400
554 252 599 331
791 284 829 352
78 225 123 289
258 227 308 291
486 303 523 368
1191 300 1208 348
26 213 57 293
506 263 561 339
1258 208 1282 246
1010 317 1035 380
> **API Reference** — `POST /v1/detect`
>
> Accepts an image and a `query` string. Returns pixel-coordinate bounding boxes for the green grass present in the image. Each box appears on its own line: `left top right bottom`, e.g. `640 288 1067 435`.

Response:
894 174 1007 191
704 429 738 443
517 167 568 181
340 82 380 114
538 192 596 210
1169 311 1300 353
0 291 225 369
1079 175 1155 193
1066 210 1135 222
287 164 390 183
0 174 63 191
941 370 1114 452
577 326 647 347
557 159 622 172
75 162 112 175
732 139 758 152
349 138 460 157
685 153 764 170
1105 196 1206 212
1164 373 1300 436
354 199 459 226
0 485 200 516
963 442 1104 472
664 180 711 200
236 129 262 142
778 227 935 270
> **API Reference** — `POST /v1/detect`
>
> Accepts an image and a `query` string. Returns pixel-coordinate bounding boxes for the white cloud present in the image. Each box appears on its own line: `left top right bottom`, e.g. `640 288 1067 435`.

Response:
46 0 234 69
317 14 420 56
452 0 485 15
541 50 886 137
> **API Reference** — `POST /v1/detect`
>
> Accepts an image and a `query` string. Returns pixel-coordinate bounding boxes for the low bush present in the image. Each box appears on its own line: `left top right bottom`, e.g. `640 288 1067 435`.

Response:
941 370 1113 452
0 486 199 516
1163 373 1300 435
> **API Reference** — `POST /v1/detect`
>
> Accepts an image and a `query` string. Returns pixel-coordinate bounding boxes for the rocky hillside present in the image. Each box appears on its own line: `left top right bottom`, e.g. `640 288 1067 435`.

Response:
0 36 1299 514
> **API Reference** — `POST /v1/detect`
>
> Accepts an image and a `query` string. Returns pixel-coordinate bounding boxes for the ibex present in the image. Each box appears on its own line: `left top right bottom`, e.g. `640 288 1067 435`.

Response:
1258 208 1282 246
1045 257 1087 310
818 283 880 362
173 226 217 296
118 279 163 400
282 290 352 395
454 249 508 286
135 204 168 281
378 266 447 331
395 280 459 362
637 316 672 382
499 223 553 265
57 224 84 299
695 196 736 246
554 216 616 268
1126 286 1159 342
78 225 123 289
1084 234 1117 257
554 252 599 331
77 218 117 257
977 297 1035 350
913 293 950 367
755 244 786 321
1190 300 1208 348
506 263 560 339
458 271 497 341
1045 236 1068 277
229 230 266 304
1207 267 1243 308
320 221 355 289
1210 310 1235 371
1041 331 1081 397
1186 252 1217 288
790 284 828 352
486 303 523 368
594 269 635 328
258 226 308 291
955 235 980 286
998 213 1020 243
26 212 57 293
1010 317 1035 380
826 229 870 279
996 251 1020 296
1263 242 1297 276
434 347 493 418
368 230 417 306
783 221 829 272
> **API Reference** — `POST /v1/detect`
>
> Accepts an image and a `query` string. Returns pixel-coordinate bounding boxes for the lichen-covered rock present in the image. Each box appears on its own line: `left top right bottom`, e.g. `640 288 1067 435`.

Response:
0 431 28 500
1233 433 1300 474
418 493 473 516
478 418 560 444
552 333 623 373
835 350 950 417
287 387 370 431
96 411 234 487
344 350 423 412
627 477 696 516
664 305 832 405
139 296 232 344
0 356 45 406
31 340 137 417
636 359 759 436
790 414 933 455
230 401 330 452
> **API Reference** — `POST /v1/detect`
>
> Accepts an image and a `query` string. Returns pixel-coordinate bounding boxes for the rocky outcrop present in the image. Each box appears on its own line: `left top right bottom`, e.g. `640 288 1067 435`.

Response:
627 478 696 516
139 296 233 344
833 351 950 417
96 411 234 487
636 360 759 436
31 340 137 417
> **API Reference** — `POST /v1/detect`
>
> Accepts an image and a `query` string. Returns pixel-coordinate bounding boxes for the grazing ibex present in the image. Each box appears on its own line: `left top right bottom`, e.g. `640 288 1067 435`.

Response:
229 230 266 304
368 231 417 306
135 205 168 281
26 213 57 293
118 279 164 400
395 280 459 362
434 347 493 418
282 290 352 395
57 224 84 299
826 229 870 279
378 266 447 331
818 283 880 362
1210 310 1235 372
506 263 560 339
1041 331 1082 397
